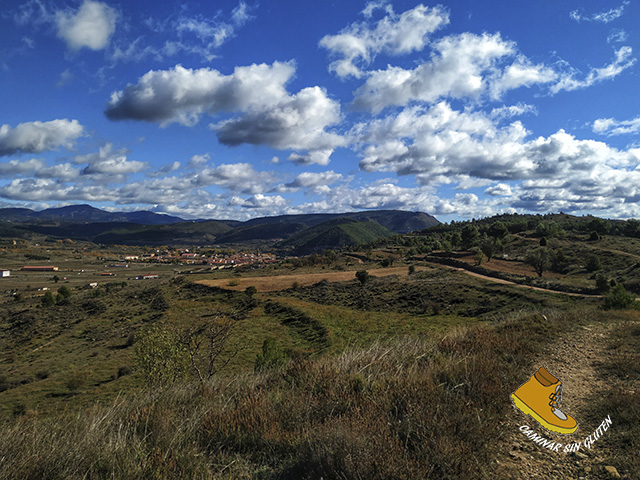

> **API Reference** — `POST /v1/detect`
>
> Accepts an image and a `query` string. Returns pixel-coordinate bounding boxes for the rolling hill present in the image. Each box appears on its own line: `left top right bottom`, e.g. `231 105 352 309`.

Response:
241 210 439 233
280 218 395 254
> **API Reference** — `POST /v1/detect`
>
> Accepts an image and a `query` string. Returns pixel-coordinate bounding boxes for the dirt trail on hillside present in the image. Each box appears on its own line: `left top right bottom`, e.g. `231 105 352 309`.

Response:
429 262 604 298
497 319 628 478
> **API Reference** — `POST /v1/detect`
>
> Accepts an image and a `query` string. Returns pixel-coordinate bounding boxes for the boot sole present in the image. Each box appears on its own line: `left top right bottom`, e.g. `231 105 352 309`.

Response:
510 393 577 434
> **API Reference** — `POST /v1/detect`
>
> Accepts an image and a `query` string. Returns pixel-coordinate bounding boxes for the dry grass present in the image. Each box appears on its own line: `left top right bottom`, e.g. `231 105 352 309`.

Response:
583 318 640 478
196 266 430 292
0 308 583 480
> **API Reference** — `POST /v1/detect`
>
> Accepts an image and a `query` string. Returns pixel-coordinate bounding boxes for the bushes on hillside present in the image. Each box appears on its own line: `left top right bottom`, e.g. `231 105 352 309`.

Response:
595 273 611 293
41 291 56 307
604 285 638 310
355 270 370 285
136 313 240 385
586 254 601 272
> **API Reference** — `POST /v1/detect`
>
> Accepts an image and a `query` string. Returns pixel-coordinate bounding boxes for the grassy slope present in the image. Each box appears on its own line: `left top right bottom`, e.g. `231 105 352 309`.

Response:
583 315 640 477
0 264 577 417
396 222 640 295
4 307 631 479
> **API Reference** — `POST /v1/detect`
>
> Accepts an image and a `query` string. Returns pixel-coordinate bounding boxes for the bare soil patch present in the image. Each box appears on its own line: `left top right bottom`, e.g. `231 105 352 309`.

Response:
196 266 430 292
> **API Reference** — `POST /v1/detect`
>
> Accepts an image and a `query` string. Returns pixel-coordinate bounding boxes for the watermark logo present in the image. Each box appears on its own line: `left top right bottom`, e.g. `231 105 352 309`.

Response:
511 366 578 434
511 366 612 454
519 417 612 453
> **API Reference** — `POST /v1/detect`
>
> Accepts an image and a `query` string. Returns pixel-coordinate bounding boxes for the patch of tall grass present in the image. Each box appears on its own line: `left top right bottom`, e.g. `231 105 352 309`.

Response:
0 308 587 479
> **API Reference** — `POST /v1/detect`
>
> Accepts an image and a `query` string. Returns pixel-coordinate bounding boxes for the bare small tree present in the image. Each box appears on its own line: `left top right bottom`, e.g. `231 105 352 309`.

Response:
181 312 239 384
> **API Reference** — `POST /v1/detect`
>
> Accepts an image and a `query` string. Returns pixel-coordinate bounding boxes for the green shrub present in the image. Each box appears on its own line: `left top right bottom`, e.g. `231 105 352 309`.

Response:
604 284 637 310
57 285 72 299
254 338 289 372
41 291 56 307
586 254 601 272
471 246 483 265
525 247 551 277
65 369 88 393
355 270 370 285
135 323 189 385
595 273 610 293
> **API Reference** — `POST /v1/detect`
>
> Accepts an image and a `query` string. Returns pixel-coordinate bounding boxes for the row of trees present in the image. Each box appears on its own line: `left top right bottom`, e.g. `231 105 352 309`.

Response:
430 214 640 241
41 286 72 306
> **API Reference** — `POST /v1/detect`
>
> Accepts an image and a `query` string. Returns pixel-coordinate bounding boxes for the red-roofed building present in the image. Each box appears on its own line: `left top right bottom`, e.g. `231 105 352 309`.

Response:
22 266 59 272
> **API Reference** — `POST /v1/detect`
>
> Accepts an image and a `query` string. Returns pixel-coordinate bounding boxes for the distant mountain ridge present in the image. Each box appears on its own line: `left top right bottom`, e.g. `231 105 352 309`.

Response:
241 210 438 234
0 205 440 249
0 204 186 225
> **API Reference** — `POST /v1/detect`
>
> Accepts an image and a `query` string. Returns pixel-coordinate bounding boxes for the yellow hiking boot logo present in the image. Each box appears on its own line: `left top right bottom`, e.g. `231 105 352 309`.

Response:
511 366 578 435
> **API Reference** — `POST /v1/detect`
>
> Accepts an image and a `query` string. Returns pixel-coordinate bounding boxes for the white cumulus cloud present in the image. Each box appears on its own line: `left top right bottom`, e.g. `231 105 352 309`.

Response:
194 163 275 194
593 116 640 136
107 62 345 164
56 0 117 51
76 143 146 183
320 3 449 78
352 33 523 112
0 119 85 156
0 158 46 176
105 62 295 126
485 183 513 196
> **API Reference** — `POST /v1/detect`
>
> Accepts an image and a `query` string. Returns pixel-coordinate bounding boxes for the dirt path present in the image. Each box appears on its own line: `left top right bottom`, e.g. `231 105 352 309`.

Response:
497 319 623 478
429 262 603 298
589 244 640 261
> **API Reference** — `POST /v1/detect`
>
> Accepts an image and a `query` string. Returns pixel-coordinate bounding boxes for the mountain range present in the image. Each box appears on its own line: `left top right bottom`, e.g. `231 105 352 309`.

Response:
0 204 186 225
0 205 440 252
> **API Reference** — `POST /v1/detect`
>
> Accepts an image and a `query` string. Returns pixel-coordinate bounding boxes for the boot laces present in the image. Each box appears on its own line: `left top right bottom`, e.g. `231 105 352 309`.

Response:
549 385 562 408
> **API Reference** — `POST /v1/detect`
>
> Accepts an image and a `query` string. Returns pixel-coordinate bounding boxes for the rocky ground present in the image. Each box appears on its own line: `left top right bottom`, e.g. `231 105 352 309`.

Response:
497 317 636 479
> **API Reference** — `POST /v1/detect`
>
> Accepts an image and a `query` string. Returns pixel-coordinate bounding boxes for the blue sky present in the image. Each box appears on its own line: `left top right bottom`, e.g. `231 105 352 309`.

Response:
1 0 640 221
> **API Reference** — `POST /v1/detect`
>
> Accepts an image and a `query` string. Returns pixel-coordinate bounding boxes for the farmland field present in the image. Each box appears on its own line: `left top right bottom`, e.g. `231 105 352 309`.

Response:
196 265 430 291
